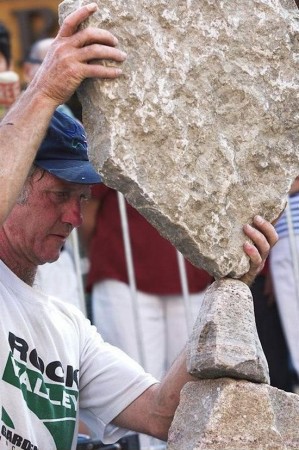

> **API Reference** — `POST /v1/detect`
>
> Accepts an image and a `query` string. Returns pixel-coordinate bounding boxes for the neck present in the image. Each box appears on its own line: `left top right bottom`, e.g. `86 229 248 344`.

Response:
0 231 37 286
4 258 37 286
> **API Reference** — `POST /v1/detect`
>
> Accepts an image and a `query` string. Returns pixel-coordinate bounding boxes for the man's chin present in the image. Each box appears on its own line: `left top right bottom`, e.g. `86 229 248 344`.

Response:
39 251 61 265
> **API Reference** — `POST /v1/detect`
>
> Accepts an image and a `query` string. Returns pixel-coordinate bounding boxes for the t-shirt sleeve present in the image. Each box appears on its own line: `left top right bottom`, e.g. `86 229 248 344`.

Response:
78 319 158 443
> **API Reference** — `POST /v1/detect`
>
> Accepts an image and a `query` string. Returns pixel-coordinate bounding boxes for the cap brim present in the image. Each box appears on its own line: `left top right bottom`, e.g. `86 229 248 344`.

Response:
35 160 102 184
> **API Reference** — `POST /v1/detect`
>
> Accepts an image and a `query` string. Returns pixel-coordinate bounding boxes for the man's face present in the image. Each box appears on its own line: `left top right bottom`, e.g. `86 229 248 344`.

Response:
2 170 90 266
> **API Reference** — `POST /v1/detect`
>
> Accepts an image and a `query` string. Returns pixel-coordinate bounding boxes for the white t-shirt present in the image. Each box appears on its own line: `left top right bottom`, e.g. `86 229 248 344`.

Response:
34 248 82 311
0 260 157 450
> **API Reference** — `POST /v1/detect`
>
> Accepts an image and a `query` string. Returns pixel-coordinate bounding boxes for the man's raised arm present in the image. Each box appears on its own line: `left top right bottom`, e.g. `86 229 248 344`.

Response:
0 2 126 225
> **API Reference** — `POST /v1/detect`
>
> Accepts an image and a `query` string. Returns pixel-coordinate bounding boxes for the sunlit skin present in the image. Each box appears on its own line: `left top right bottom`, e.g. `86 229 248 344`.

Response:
0 169 90 285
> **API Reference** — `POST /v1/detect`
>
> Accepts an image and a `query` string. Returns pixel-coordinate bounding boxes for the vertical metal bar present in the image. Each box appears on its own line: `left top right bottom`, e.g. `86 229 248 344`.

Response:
117 192 146 369
176 250 192 332
70 228 87 316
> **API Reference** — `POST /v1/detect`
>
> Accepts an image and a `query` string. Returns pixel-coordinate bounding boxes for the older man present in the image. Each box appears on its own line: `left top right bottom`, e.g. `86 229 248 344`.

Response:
0 2 126 225
0 106 277 450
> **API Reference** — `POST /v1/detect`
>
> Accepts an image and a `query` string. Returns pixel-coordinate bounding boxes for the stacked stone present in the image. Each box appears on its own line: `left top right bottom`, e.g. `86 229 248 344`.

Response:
167 279 299 450
58 0 299 448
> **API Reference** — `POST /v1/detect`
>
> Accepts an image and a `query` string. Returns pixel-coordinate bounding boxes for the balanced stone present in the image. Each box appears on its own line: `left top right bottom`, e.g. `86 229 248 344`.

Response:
59 0 299 278
187 279 269 383
167 379 299 450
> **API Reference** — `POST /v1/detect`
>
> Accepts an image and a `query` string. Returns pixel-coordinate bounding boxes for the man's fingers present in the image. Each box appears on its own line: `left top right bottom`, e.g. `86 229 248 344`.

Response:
58 3 99 38
77 44 127 65
239 216 278 285
240 239 264 286
243 216 278 252
82 63 123 79
252 215 278 248
74 28 120 49
243 241 262 267
243 223 270 260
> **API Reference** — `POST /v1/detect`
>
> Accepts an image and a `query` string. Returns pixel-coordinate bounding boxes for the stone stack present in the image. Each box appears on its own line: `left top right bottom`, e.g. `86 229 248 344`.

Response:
167 279 299 450
58 1 299 448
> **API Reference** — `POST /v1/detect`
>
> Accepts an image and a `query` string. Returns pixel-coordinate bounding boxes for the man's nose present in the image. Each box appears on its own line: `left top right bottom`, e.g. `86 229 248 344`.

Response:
62 198 83 228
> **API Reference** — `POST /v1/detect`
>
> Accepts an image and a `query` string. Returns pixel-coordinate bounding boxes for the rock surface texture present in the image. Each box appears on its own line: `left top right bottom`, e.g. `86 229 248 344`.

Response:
167 379 299 450
59 0 299 278
187 279 269 383
167 279 299 450
281 0 298 9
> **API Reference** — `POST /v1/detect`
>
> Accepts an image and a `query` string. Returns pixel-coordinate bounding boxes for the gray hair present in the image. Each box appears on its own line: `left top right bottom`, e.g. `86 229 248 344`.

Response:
17 166 45 205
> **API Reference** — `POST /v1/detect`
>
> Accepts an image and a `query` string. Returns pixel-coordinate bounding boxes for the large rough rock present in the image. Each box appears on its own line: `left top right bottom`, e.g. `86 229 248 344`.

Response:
167 379 299 450
187 279 269 383
59 0 299 278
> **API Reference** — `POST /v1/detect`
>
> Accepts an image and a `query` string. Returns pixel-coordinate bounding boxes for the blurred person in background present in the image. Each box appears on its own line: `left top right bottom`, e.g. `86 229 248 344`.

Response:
251 259 295 393
23 37 80 119
0 22 20 117
269 176 299 390
23 38 55 84
0 22 12 72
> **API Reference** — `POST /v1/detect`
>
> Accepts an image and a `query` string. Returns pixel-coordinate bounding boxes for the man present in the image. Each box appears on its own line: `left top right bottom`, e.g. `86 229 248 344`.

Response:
0 3 277 449
0 109 157 449
0 18 82 312
0 2 126 226
0 107 277 449
22 37 85 312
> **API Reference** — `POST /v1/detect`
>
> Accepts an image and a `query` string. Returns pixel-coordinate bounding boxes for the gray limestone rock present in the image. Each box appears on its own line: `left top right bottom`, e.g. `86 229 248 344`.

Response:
59 0 299 278
167 379 299 450
187 279 269 383
281 0 298 9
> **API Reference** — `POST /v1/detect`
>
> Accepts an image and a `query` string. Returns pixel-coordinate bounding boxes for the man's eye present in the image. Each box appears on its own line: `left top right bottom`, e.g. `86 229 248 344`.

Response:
58 192 68 198
53 191 69 201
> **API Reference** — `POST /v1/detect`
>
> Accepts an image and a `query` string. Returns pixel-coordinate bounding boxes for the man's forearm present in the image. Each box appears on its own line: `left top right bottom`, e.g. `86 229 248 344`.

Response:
112 347 195 441
0 86 57 225
148 348 196 441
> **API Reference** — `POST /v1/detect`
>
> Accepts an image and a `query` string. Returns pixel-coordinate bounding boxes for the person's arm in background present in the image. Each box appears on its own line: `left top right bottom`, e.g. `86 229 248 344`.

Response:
0 3 126 226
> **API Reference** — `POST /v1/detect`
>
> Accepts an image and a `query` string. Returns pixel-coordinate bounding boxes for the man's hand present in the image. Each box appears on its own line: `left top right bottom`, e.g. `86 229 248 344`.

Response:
240 215 278 286
31 2 127 106
0 3 126 226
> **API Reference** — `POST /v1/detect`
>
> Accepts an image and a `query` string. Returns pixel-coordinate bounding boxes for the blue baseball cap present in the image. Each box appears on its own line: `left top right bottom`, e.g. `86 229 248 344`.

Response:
35 109 101 184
